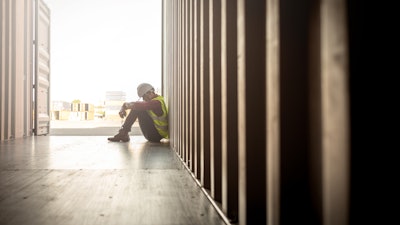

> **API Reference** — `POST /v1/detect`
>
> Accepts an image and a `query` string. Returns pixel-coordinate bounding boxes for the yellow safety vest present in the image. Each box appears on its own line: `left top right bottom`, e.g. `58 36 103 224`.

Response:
147 96 169 138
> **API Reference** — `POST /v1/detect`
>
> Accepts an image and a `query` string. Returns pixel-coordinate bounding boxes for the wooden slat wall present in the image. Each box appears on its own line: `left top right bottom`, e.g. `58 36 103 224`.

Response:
237 0 267 223
266 0 279 224
0 0 33 141
200 0 211 190
209 0 222 203
279 0 315 223
163 0 353 224
221 0 238 221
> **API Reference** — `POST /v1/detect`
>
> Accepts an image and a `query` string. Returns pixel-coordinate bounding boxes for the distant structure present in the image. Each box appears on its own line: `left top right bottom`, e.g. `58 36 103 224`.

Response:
104 91 126 121
70 102 95 121
50 101 95 121
51 101 71 120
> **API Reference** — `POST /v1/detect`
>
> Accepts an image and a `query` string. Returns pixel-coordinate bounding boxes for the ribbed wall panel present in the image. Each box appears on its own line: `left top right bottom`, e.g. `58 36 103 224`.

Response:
0 0 33 141
163 0 352 224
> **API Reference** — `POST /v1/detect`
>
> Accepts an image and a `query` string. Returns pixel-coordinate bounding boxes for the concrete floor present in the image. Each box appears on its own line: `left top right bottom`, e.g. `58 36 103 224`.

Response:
0 135 227 225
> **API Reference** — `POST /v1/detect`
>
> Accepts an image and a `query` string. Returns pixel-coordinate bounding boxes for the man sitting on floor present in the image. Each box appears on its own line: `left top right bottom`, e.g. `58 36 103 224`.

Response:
107 83 168 143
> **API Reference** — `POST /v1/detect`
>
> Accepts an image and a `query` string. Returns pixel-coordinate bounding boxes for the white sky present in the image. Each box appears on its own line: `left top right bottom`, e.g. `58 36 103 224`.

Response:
43 0 162 105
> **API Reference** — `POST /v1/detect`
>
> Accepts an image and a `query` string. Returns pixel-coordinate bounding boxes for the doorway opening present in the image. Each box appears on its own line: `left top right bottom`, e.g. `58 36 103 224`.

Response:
43 0 162 136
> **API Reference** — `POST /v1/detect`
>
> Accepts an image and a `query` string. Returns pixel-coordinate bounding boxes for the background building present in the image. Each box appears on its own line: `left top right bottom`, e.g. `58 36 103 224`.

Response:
51 100 71 120
70 102 95 121
51 101 95 121
104 91 126 121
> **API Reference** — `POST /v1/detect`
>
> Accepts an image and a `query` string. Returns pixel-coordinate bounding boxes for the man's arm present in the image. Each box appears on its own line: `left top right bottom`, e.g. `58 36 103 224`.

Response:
120 100 163 116
123 102 136 109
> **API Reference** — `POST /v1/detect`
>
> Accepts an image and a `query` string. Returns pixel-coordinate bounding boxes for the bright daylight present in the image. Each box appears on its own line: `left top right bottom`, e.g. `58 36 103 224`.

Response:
44 0 162 132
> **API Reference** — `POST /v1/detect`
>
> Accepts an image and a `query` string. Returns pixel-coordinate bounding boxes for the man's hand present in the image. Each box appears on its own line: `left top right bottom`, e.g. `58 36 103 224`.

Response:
119 110 126 118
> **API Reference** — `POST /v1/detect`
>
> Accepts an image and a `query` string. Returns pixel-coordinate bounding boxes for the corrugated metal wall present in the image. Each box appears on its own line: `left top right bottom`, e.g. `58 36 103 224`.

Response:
34 0 50 136
162 0 353 224
0 0 34 141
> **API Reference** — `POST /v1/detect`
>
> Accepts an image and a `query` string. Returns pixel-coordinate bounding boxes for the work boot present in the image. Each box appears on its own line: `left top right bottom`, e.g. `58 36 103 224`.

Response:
107 129 130 142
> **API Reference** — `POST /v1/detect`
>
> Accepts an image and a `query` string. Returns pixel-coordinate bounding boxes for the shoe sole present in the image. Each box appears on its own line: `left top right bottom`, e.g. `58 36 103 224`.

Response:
107 138 130 142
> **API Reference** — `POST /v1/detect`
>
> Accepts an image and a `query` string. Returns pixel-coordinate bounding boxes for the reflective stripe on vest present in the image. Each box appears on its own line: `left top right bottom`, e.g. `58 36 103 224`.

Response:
147 96 169 138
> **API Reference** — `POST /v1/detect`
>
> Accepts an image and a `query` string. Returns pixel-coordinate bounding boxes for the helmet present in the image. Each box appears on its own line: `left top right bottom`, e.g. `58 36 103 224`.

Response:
137 83 154 98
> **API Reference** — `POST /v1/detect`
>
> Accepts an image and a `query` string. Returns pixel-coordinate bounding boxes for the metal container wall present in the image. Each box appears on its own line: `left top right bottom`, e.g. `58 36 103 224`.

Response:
0 0 34 141
34 0 50 136
162 0 352 224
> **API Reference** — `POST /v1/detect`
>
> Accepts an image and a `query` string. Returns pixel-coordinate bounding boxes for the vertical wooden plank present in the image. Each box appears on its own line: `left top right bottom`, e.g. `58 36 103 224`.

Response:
10 0 16 139
200 0 205 184
192 0 196 177
209 0 222 203
175 0 180 155
182 0 185 161
0 0 3 140
3 0 11 140
181 0 185 161
321 0 349 224
237 0 245 221
171 0 175 151
175 0 179 152
183 0 186 162
279 0 317 224
173 0 178 151
266 0 280 224
238 0 267 224
209 0 215 196
181 0 184 158
184 0 189 166
172 0 177 149
161 0 165 97
200 0 210 189
177 0 180 153
194 0 201 179
183 0 187 162
221 0 238 221
188 0 194 171
168 0 173 148
309 0 323 224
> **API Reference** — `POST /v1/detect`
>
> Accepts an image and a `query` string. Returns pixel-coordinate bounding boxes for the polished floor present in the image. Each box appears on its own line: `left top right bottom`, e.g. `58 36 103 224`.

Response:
0 135 227 225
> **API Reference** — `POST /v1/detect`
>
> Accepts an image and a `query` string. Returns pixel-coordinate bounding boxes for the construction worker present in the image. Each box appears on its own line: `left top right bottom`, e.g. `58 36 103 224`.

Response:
107 83 168 142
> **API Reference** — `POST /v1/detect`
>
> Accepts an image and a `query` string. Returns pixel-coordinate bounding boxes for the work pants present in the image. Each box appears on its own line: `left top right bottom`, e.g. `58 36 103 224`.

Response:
121 110 162 142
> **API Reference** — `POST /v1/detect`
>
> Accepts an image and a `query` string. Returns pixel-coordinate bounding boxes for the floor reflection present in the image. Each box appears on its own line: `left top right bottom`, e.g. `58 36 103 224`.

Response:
0 136 179 170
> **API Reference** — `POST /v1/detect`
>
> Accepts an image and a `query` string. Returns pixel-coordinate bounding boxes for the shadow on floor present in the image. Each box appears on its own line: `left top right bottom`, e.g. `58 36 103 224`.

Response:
0 136 227 225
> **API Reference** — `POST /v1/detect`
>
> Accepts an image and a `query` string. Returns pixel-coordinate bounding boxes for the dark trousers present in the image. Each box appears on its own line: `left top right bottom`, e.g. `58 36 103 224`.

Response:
121 110 162 142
